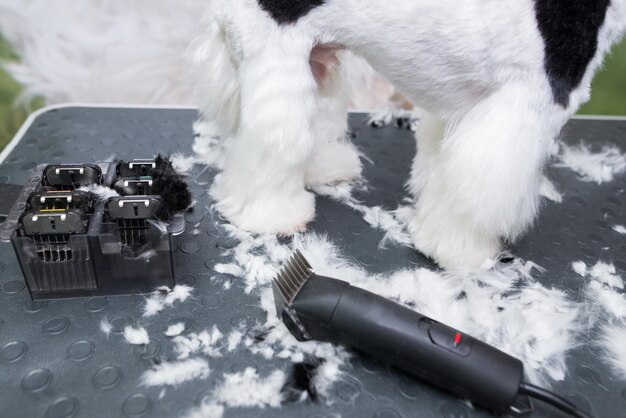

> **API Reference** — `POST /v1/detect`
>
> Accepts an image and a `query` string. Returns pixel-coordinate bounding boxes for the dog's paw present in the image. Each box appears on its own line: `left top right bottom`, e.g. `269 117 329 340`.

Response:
409 209 501 270
212 177 315 235
305 139 362 187
368 105 420 131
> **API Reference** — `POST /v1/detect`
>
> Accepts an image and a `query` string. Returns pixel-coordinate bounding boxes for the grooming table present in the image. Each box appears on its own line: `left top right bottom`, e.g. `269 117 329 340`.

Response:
0 106 624 418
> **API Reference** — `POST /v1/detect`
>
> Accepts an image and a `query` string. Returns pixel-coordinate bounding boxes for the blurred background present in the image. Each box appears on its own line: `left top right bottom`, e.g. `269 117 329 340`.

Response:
0 3 625 152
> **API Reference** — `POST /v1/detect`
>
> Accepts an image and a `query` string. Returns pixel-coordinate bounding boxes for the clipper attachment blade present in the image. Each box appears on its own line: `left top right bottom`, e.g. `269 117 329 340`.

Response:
272 250 313 317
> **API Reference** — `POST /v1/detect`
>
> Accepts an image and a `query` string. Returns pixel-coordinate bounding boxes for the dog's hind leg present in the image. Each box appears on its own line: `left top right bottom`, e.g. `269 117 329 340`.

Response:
409 82 567 269
304 50 362 188
210 23 319 234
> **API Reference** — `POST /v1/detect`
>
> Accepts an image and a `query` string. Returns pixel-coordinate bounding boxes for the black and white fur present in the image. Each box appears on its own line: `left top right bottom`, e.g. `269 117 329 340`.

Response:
191 0 626 269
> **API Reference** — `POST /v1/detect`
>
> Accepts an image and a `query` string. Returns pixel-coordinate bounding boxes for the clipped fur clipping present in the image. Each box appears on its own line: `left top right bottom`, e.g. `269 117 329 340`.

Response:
281 359 323 403
152 154 193 220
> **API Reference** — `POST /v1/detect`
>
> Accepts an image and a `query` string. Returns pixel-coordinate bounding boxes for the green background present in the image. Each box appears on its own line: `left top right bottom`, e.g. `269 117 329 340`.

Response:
1 35 625 152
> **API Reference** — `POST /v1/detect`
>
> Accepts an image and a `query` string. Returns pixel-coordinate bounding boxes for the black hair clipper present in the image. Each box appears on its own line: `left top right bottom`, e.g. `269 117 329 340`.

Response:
272 251 594 418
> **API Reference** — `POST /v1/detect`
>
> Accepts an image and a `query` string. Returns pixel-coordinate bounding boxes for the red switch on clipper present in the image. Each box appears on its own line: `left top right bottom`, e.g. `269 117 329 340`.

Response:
454 332 462 347
428 322 472 356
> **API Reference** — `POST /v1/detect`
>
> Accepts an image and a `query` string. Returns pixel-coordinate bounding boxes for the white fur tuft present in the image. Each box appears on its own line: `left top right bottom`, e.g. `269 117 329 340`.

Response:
312 182 413 248
571 261 588 277
613 225 626 234
181 402 224 418
140 358 210 387
0 0 203 104
78 185 119 201
170 153 197 175
555 143 626 184
165 322 186 337
100 318 113 336
142 285 194 317
226 330 244 352
539 176 563 203
212 368 285 408
123 325 150 346
587 281 626 319
599 325 626 380
589 261 624 289
579 258 626 379
172 326 224 359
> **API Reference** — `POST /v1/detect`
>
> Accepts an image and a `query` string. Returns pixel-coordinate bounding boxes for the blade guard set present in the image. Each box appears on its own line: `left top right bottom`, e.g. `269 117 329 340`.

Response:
1 159 188 300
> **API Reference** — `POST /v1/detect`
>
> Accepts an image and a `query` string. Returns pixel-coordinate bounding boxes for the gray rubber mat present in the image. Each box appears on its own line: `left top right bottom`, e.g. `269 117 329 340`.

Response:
0 107 624 418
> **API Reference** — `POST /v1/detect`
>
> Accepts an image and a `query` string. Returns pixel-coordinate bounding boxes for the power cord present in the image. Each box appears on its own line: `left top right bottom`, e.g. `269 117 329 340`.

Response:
519 382 594 418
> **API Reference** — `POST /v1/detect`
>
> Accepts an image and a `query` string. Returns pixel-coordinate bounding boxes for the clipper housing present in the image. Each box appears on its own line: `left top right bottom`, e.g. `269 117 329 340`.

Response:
272 251 525 415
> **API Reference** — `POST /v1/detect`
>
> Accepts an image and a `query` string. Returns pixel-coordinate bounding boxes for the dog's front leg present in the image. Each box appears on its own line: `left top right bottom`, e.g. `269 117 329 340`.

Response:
409 83 566 269
211 28 318 234
409 111 446 198
304 51 362 187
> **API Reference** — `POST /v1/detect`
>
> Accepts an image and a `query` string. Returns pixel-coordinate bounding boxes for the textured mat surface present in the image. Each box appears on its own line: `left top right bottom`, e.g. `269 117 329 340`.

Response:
0 107 625 418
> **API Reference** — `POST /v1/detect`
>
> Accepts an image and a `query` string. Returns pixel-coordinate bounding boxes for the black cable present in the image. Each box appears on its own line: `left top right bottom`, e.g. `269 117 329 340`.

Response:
519 381 594 418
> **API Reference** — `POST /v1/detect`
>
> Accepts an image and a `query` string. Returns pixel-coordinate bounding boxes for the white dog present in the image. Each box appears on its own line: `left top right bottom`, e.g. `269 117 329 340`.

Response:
191 0 626 269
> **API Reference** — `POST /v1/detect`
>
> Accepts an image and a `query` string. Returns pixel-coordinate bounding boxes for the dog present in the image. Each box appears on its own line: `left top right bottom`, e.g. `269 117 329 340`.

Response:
190 0 626 269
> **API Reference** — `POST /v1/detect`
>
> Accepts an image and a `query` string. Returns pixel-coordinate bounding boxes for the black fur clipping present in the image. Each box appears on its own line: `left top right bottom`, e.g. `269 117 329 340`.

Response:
151 154 193 221
253 328 270 344
534 0 610 107
281 359 323 403
257 0 326 24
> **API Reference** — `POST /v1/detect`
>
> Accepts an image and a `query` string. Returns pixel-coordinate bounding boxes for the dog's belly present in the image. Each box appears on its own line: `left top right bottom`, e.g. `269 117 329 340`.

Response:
303 0 546 115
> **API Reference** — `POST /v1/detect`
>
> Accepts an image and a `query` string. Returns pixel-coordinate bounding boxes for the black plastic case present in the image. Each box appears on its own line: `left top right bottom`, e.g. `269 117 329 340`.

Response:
1 161 185 300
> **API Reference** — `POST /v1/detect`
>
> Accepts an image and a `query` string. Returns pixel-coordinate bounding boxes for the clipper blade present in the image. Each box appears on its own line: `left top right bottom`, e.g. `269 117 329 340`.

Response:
272 250 313 317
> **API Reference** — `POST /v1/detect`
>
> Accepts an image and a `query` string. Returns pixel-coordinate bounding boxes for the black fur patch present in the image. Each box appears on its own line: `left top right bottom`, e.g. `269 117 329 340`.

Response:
281 359 322 402
258 0 326 24
534 0 611 107
151 154 193 221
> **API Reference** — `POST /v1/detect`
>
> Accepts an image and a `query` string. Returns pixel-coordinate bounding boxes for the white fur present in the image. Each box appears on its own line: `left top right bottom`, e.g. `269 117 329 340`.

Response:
170 153 197 175
580 260 626 319
214 263 244 278
539 176 563 203
600 325 626 380
78 185 119 201
99 318 113 336
312 182 413 248
226 330 244 352
572 258 626 379
555 143 626 184
589 261 624 289
208 223 582 387
0 1 388 109
165 322 186 337
142 285 194 317
212 368 285 408
140 358 210 387
587 281 626 319
172 326 224 359
0 0 202 104
192 0 626 269
123 325 150 345
182 402 224 418
571 261 588 277
136 249 158 263
613 225 626 234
